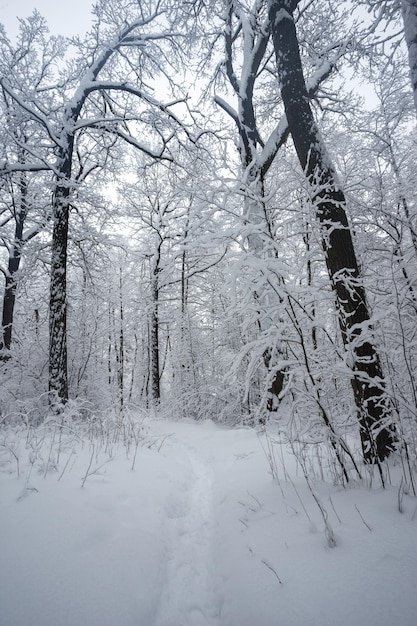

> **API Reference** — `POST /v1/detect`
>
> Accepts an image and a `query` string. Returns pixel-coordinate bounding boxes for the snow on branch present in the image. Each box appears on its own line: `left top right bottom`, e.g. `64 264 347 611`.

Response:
0 79 61 147
0 162 51 175
214 95 240 126
86 123 174 161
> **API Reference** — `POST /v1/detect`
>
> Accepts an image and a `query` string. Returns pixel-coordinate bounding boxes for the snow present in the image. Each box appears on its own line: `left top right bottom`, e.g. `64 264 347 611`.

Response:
402 0 417 114
1 416 416 626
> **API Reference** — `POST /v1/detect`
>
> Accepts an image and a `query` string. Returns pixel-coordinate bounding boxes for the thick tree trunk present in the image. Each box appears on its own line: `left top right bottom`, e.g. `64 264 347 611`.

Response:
269 0 396 462
402 0 417 116
48 147 72 404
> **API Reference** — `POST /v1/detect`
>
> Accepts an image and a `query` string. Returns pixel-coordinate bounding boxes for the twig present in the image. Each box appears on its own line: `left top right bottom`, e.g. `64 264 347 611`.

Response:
355 504 372 531
261 559 283 585
58 450 75 482
247 491 262 508
81 445 113 488
7 446 20 477
329 496 342 524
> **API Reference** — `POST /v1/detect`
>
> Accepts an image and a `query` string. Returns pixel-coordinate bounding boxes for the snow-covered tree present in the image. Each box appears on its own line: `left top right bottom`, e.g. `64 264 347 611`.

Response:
0 15 61 354
402 0 417 114
1 1 191 404
268 0 397 462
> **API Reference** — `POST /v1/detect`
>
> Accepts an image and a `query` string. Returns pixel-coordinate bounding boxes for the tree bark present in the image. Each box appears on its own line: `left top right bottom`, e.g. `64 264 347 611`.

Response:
1 196 25 354
1 166 29 355
150 274 160 404
118 267 124 413
269 0 396 462
48 144 73 404
402 0 417 116
150 245 161 404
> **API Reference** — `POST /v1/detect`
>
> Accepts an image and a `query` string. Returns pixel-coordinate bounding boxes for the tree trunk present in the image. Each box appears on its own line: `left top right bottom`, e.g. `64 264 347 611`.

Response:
401 0 417 116
118 267 124 413
150 299 160 404
1 172 28 355
2 274 19 354
46 19 142 406
269 0 396 462
150 259 160 404
1 244 23 354
48 147 72 404
217 5 286 413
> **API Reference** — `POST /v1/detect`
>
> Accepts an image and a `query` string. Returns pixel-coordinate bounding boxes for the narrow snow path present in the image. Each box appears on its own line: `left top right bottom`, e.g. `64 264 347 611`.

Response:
154 432 223 626
1 416 416 626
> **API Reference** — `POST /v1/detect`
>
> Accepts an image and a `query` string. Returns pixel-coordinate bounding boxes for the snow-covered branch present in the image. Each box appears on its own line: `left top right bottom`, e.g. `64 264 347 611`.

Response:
0 161 51 175
0 79 61 146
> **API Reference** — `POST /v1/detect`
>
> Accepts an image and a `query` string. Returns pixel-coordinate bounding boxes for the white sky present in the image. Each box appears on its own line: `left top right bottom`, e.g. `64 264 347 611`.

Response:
0 0 94 39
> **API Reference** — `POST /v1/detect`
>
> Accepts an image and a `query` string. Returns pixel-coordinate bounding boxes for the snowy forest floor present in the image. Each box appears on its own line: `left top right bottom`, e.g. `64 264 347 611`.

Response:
1 414 416 626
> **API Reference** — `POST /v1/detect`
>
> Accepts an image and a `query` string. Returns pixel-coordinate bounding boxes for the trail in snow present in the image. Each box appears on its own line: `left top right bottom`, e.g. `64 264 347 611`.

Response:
154 434 223 626
1 417 416 626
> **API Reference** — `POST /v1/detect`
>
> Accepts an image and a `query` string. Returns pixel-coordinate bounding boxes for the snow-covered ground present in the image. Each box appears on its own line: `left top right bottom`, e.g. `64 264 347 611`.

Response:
1 416 416 626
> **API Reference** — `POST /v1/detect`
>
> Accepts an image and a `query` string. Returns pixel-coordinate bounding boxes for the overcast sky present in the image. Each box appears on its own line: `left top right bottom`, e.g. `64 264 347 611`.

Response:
1 0 94 39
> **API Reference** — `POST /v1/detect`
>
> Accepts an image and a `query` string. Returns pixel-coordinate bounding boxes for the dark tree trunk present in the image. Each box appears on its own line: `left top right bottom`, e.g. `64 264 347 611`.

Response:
1 172 28 355
118 267 124 413
269 0 396 462
46 31 125 406
1 245 23 354
150 244 161 404
264 348 285 413
2 271 19 354
48 146 72 404
402 0 417 116
150 276 160 403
